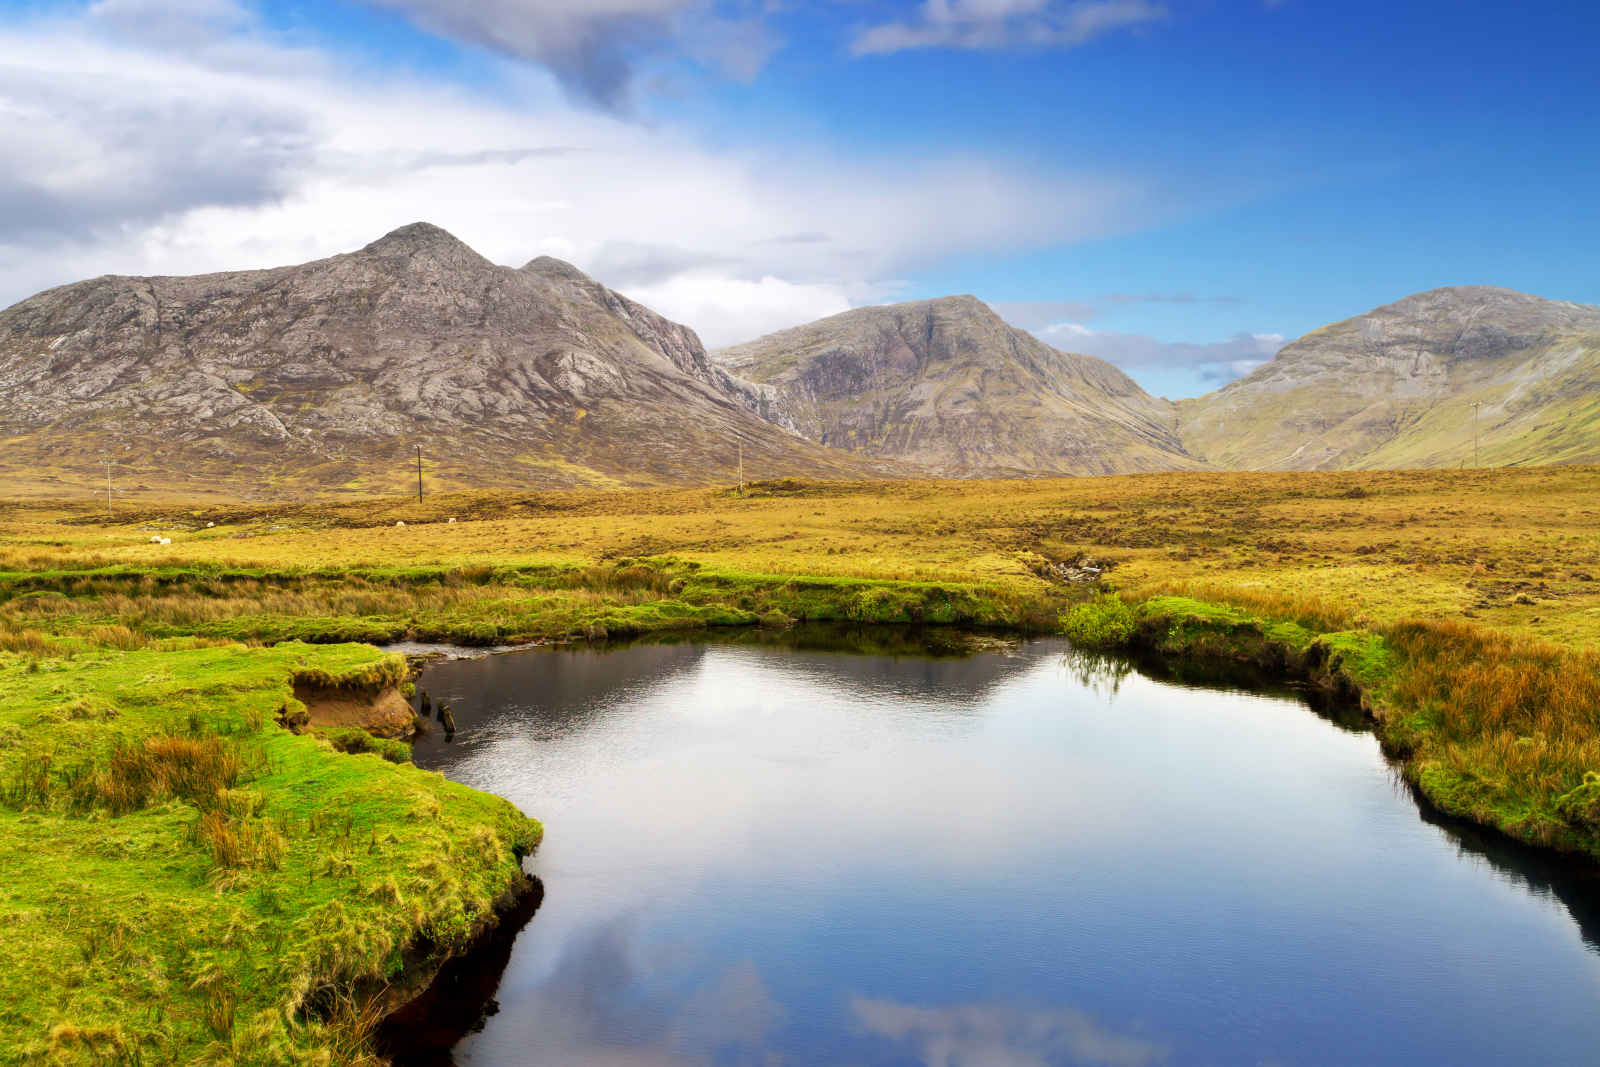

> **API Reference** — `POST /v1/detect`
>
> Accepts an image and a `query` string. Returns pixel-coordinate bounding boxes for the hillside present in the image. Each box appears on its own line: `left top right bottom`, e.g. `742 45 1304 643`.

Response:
0 223 885 497
1177 286 1600 470
713 295 1197 476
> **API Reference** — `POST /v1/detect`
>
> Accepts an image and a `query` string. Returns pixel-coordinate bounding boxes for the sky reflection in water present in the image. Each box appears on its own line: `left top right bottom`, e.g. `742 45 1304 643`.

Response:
411 637 1600 1066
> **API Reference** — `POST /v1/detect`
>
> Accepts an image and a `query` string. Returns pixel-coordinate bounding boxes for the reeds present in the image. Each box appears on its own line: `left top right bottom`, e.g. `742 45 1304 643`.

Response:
191 809 286 870
1386 620 1600 741
9 734 254 816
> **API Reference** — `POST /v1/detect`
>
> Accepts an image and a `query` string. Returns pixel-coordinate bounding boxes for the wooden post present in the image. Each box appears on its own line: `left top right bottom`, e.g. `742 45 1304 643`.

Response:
737 436 744 497
104 458 113 521
416 445 423 504
1470 402 1482 468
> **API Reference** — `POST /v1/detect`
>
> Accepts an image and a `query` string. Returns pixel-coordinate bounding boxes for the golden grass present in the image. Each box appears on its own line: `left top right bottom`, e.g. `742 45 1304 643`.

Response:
7 465 1595 644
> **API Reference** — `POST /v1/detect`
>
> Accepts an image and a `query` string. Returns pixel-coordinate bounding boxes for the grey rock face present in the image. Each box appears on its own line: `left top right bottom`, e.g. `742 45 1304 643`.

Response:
0 223 882 490
712 295 1196 476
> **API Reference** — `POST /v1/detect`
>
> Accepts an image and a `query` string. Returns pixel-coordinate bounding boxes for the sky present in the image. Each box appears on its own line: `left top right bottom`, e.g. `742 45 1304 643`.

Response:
0 0 1596 398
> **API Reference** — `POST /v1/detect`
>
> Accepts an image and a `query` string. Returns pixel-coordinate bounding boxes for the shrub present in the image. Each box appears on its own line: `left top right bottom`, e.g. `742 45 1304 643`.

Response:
1060 594 1136 650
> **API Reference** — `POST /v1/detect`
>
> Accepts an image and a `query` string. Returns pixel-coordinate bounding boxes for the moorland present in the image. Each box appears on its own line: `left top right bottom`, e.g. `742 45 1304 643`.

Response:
3 465 1599 1062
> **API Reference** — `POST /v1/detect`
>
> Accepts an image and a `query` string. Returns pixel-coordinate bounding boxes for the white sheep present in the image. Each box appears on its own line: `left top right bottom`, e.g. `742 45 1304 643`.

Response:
206 522 215 528
447 517 457 524
148 535 162 544
158 537 172 546
395 520 406 527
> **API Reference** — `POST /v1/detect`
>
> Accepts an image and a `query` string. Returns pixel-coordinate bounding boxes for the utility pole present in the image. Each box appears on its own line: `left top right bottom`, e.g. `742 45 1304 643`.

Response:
737 435 744 497
104 458 113 521
416 445 423 504
1470 402 1483 468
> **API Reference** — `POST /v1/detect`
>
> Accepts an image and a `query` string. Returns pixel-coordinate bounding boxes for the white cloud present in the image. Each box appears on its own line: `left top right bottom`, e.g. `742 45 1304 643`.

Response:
852 0 1169 56
0 5 1164 351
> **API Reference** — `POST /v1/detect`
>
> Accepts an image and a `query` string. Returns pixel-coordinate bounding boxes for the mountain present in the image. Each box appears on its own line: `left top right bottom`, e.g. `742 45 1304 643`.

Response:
1177 286 1600 470
8 230 1592 497
0 224 885 495
711 295 1196 476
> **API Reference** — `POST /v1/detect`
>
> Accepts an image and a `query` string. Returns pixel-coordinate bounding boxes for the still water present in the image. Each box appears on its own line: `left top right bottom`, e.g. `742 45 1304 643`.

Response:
407 630 1600 1066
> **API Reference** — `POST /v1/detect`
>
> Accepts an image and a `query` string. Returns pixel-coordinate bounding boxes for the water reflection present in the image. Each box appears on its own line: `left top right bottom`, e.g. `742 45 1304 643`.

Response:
850 998 1169 1067
408 629 1600 1066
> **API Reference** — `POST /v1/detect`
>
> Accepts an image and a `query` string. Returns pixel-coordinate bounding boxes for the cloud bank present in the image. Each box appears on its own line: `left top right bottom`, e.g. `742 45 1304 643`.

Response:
0 1 1282 389
0 3 1166 348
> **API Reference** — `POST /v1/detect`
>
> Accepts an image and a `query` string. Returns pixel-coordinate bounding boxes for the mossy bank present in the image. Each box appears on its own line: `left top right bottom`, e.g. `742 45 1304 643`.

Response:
0 639 540 1064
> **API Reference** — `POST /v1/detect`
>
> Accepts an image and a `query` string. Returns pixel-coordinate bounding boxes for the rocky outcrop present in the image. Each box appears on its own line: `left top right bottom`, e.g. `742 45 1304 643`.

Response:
1176 286 1600 470
712 295 1198 476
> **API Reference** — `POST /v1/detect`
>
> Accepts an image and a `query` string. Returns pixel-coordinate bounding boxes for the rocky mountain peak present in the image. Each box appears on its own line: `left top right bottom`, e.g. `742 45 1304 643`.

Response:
712 294 1193 477
520 255 592 282
356 222 489 270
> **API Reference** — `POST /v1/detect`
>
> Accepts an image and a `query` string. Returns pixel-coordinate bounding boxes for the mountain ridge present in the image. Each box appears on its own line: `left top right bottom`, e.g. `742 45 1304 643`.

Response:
0 223 892 495
4 225 1596 497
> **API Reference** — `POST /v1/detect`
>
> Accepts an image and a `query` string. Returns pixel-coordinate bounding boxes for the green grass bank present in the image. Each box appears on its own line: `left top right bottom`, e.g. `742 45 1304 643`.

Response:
1064 593 1600 862
0 639 539 1064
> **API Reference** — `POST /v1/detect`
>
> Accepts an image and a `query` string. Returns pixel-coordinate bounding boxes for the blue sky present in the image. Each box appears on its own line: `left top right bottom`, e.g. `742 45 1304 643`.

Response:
0 0 1596 396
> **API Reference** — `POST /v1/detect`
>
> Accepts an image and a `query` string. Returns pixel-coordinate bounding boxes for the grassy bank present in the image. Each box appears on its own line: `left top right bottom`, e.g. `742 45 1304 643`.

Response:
0 638 539 1063
2 466 1598 1060
0 560 1055 650
1064 592 1600 860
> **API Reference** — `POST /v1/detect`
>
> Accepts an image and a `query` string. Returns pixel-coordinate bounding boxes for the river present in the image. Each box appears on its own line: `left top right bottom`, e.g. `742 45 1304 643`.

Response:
399 628 1600 1066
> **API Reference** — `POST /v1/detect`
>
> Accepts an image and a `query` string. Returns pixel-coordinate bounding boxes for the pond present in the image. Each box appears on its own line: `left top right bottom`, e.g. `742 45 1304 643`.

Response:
397 628 1600 1066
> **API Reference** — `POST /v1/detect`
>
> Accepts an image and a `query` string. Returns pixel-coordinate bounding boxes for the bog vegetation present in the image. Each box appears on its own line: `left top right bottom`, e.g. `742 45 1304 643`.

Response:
1 465 1598 1061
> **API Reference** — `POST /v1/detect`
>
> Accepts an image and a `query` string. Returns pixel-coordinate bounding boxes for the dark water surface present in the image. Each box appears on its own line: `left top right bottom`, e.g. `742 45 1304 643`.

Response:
407 631 1600 1066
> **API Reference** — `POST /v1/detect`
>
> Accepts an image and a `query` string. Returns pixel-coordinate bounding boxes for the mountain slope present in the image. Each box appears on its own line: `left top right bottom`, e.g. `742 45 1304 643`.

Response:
1177 286 1600 470
712 295 1197 477
0 224 886 495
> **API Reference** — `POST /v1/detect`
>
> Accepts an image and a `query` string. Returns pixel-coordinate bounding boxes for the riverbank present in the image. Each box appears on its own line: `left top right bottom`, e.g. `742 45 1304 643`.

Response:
0 638 539 1062
2 468 1597 1060
1064 593 1600 860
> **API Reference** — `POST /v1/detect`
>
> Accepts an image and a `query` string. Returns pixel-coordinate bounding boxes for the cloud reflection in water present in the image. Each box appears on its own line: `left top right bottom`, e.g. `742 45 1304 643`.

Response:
852 997 1169 1067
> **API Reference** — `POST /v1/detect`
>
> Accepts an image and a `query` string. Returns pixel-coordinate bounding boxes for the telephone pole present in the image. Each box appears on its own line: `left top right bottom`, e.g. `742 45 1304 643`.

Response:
737 435 744 497
1470 402 1483 468
104 458 113 521
416 445 423 504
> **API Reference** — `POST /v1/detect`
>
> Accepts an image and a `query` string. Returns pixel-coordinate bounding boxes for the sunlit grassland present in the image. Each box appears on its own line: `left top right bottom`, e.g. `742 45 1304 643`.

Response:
0 640 538 1063
2 465 1600 1062
5 466 1597 645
